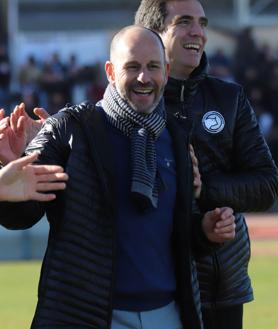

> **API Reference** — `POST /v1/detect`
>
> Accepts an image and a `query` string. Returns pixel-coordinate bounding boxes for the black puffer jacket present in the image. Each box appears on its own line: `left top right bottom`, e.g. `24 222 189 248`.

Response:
164 53 278 308
0 103 215 329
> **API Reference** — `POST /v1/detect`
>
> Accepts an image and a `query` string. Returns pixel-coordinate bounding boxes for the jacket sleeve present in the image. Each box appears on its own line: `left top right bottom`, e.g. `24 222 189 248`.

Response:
199 87 278 212
0 114 70 230
191 199 221 257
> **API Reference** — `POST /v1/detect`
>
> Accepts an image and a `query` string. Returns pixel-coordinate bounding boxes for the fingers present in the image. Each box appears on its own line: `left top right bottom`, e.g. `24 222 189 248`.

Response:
190 144 202 198
210 207 221 219
35 172 68 182
32 165 67 176
10 111 19 133
8 152 39 169
16 115 27 137
15 103 26 116
32 192 57 202
214 218 235 233
219 207 234 221
0 108 5 120
36 181 67 191
0 117 9 131
189 144 199 167
193 166 201 185
214 207 235 240
11 103 24 123
33 107 50 120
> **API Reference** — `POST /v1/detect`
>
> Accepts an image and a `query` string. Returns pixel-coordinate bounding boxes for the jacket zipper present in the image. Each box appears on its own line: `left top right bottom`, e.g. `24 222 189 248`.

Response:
212 252 220 309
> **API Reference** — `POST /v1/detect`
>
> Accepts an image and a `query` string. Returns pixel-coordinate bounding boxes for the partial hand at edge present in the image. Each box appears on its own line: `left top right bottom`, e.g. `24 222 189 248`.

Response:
190 144 202 199
0 152 68 202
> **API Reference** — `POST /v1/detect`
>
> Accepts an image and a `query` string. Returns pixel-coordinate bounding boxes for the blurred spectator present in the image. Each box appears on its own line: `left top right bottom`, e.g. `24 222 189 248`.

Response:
87 61 105 103
18 55 41 93
233 27 259 84
12 51 106 115
22 90 40 120
268 125 278 167
65 54 85 104
18 55 42 118
209 48 234 82
0 43 11 108
248 86 273 139
40 54 68 114
264 62 278 125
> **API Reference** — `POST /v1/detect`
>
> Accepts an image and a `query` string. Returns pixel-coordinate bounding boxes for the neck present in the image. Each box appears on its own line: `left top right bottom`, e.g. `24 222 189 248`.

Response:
169 66 191 81
169 72 188 81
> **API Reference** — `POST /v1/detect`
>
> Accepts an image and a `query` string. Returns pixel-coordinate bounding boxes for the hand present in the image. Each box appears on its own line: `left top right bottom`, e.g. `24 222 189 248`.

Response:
0 108 5 120
190 144 201 198
0 116 21 164
202 207 235 243
0 152 68 202
12 102 50 144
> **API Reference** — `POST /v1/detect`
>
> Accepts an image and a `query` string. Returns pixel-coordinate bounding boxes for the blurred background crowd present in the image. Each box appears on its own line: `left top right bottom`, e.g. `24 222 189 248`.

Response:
1 27 278 164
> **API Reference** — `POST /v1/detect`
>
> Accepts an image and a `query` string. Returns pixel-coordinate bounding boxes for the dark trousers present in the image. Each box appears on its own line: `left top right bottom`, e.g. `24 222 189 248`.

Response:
202 304 243 329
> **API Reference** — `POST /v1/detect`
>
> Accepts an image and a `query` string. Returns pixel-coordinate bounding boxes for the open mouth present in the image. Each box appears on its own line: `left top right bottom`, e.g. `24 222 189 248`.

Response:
183 43 201 52
132 88 153 96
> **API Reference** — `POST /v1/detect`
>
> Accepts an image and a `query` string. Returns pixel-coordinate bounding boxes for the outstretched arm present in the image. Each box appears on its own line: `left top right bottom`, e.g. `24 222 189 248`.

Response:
0 152 68 202
0 113 69 230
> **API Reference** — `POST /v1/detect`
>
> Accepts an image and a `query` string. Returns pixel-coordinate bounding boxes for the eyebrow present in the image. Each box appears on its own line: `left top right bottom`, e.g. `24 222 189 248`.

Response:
174 15 208 25
124 60 163 67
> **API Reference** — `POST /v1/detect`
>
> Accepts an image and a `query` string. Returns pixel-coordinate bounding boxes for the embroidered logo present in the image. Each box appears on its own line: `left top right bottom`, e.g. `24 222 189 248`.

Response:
202 111 225 134
164 158 174 168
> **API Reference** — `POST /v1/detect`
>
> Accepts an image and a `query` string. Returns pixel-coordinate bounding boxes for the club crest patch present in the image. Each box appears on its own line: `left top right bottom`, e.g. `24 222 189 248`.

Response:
202 111 225 134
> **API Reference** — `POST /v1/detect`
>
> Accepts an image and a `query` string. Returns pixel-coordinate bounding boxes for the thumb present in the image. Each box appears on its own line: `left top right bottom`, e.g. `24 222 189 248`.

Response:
33 107 50 121
208 207 222 223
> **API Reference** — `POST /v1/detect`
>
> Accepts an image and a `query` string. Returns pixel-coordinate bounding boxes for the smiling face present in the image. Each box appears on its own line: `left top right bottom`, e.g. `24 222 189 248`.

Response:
160 0 208 79
105 26 169 114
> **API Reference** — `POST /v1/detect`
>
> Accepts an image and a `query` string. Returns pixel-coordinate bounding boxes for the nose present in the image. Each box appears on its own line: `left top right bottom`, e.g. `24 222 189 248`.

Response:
189 22 204 37
137 69 151 83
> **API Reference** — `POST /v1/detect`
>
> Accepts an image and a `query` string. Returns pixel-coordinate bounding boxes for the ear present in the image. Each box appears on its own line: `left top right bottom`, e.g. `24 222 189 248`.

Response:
105 61 115 85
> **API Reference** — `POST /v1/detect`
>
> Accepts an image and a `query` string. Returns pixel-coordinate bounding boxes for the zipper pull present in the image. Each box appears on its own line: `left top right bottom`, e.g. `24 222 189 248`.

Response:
174 112 187 120
180 83 185 102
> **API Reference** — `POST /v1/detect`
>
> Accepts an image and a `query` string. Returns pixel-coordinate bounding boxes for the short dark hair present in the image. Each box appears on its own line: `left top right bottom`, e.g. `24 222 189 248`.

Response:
135 0 202 33
135 0 169 33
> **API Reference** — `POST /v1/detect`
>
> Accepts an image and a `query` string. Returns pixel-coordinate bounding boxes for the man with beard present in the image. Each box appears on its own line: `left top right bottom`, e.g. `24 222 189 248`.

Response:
135 1 278 329
0 25 235 329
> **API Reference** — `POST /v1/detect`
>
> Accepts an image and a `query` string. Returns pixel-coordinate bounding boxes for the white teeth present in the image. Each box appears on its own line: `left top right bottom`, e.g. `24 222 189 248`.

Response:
134 89 152 94
183 43 200 51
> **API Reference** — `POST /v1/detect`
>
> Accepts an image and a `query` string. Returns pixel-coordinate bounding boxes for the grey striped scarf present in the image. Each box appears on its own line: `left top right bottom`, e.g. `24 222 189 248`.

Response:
102 84 166 209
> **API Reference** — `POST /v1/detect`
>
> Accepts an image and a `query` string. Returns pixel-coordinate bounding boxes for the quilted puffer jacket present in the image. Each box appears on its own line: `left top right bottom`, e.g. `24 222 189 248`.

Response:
0 102 216 329
164 53 278 308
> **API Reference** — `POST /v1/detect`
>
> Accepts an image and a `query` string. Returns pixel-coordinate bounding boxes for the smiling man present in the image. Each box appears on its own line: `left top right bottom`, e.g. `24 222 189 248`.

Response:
0 25 236 329
106 27 167 115
135 1 278 329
